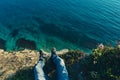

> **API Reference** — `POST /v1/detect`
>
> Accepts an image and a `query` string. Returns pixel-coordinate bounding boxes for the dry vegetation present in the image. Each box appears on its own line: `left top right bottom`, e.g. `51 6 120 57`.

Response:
0 45 120 80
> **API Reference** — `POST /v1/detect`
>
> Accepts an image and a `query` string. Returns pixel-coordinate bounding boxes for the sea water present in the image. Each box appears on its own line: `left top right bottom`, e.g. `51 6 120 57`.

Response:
0 0 120 53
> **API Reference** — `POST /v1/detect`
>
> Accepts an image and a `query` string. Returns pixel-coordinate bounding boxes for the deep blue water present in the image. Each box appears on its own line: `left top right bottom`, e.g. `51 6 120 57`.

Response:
0 0 120 52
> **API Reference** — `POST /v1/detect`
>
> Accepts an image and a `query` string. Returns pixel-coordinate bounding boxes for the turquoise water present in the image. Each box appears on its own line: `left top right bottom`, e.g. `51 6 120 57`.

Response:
0 0 120 52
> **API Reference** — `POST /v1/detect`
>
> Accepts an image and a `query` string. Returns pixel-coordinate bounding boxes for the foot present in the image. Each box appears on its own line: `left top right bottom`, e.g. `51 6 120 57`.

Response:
39 49 44 60
39 49 50 60
51 47 57 58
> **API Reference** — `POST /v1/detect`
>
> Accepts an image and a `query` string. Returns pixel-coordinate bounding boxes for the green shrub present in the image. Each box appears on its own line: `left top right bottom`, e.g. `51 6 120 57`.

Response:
81 46 120 80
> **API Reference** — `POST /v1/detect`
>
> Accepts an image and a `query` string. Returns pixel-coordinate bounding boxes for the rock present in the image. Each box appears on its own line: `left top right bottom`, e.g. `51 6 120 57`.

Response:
0 49 86 80
0 49 38 80
0 49 4 54
57 49 69 55
118 45 120 48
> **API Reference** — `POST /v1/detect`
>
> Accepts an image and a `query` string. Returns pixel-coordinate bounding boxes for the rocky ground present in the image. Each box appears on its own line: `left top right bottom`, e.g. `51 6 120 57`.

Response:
0 49 72 80
0 49 39 80
1 46 119 80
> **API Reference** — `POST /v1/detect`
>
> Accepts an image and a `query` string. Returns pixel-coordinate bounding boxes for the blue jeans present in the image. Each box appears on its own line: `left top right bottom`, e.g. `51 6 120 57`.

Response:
34 56 69 80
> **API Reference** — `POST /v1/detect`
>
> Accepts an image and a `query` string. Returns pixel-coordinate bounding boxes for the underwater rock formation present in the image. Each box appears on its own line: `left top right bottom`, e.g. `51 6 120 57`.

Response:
16 38 36 50
0 38 6 50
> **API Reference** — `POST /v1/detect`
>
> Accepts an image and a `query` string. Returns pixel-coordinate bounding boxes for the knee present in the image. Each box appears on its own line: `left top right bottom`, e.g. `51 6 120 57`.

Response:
59 59 65 66
34 64 39 71
54 57 65 66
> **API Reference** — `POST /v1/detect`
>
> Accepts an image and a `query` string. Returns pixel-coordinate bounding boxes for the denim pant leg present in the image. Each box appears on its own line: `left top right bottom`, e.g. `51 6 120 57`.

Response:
34 60 47 80
53 56 69 80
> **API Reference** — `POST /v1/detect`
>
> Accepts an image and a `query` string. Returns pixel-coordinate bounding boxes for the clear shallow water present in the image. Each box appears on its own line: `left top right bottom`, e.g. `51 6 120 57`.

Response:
0 0 120 52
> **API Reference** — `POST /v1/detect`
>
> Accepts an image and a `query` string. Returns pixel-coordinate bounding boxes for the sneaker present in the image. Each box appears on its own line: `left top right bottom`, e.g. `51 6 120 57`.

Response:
39 49 51 60
39 49 44 60
51 47 57 58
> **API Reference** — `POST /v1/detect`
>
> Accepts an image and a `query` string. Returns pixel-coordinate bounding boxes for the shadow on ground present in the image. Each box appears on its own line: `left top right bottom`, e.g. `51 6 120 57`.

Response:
8 68 35 80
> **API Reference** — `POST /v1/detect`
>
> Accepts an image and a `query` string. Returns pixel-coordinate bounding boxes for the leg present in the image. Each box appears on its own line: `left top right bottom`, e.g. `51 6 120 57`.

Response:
34 60 47 80
53 56 69 80
51 48 69 80
34 50 47 80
